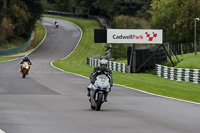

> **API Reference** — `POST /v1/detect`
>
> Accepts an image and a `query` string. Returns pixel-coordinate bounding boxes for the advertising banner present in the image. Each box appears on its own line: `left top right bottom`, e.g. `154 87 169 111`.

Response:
107 29 163 44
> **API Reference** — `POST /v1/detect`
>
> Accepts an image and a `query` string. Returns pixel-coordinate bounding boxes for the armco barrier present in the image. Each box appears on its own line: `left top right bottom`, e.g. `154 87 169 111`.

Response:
156 64 200 84
87 57 126 73
46 10 110 29
0 32 34 56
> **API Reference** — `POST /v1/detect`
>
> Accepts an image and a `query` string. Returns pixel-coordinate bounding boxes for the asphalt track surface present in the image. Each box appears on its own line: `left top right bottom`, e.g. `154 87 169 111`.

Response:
0 17 200 133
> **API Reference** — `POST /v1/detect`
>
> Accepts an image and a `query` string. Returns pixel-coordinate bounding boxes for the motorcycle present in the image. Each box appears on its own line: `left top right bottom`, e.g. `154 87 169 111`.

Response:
89 74 111 111
55 22 58 28
21 62 30 78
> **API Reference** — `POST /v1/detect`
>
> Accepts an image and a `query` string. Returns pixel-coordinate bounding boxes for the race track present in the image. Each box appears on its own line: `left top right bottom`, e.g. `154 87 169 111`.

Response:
0 17 199 133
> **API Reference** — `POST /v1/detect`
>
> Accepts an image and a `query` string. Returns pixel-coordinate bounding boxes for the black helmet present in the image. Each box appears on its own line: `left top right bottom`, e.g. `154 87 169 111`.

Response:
24 56 28 60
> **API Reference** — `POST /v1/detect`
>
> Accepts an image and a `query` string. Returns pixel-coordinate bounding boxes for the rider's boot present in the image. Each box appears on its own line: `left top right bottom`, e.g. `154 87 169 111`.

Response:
87 87 90 97
87 84 92 97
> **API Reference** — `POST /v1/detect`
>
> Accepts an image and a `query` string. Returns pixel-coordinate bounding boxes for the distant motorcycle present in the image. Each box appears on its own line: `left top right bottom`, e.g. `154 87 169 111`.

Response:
89 74 111 111
21 62 30 78
55 22 59 28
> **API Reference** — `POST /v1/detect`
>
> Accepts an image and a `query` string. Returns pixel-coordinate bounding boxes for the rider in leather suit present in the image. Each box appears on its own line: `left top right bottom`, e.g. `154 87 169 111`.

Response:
87 59 113 102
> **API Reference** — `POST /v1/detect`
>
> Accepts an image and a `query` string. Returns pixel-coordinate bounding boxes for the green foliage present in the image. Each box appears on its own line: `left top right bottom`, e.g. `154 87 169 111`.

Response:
0 0 4 23
149 0 200 45
111 15 150 59
71 0 152 19
0 18 12 42
6 2 30 37
113 15 150 29
0 22 45 61
111 44 127 59
112 0 146 17
0 0 44 43
42 0 73 12
21 0 44 38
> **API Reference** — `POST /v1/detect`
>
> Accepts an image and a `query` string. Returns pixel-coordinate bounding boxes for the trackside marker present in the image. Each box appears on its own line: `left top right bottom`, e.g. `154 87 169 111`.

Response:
0 129 6 133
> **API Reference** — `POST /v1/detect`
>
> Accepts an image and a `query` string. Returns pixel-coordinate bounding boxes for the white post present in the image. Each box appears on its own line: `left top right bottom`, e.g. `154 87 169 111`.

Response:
195 18 200 55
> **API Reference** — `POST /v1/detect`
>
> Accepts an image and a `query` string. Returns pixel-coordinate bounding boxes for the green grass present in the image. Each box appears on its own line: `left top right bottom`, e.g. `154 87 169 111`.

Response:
0 22 45 62
174 52 200 69
30 22 46 49
47 14 200 103
161 52 200 69
0 57 15 62
108 58 127 64
0 37 26 50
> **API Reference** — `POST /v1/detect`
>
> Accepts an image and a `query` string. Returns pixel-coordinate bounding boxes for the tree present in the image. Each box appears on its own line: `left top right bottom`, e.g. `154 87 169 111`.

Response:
0 0 4 23
6 0 30 37
111 15 150 59
149 0 200 45
0 0 44 42
21 0 44 38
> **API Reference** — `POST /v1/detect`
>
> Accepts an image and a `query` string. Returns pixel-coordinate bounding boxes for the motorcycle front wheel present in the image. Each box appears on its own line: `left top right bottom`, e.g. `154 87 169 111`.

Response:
96 93 103 111
22 69 27 78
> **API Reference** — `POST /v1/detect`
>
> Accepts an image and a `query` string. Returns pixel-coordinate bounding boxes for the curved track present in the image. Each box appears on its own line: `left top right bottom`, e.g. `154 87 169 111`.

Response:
0 17 199 133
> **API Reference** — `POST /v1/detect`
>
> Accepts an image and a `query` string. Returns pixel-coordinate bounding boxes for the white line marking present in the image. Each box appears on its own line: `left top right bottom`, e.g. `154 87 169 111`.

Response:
0 129 6 133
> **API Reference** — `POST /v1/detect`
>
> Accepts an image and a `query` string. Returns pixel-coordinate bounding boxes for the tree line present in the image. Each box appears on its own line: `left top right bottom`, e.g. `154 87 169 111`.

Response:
0 0 44 43
1 0 200 57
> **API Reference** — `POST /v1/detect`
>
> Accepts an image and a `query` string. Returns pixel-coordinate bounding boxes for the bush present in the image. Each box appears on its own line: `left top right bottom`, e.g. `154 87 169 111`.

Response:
111 15 150 59
113 15 150 29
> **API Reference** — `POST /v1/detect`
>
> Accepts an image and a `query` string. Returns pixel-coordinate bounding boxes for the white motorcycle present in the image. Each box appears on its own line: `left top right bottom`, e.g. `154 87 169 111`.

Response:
89 74 111 111
55 22 58 28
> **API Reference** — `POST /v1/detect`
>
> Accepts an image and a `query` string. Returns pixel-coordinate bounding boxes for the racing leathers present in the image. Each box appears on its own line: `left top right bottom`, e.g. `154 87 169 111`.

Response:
20 58 32 74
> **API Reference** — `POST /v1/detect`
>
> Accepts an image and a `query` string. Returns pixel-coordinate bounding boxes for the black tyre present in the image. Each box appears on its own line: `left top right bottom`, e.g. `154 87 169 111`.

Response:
91 105 95 110
95 93 103 111
22 69 26 78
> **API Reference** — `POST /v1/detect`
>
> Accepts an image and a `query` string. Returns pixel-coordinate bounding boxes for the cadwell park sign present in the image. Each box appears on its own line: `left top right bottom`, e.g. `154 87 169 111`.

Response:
107 29 163 44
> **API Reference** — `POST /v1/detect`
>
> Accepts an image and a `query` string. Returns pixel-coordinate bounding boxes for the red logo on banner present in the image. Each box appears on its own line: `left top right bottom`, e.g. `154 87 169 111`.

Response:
145 32 157 41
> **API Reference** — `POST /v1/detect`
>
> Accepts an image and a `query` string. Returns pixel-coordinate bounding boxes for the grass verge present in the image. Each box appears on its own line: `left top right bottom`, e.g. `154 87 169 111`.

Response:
163 52 200 69
0 22 45 62
47 14 200 103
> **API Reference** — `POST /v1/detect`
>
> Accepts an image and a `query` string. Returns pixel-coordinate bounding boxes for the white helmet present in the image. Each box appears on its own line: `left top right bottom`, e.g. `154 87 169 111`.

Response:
100 59 108 67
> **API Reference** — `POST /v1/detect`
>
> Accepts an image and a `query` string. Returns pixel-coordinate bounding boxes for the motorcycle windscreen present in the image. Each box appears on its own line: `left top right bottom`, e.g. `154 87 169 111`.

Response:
98 75 109 82
23 62 29 69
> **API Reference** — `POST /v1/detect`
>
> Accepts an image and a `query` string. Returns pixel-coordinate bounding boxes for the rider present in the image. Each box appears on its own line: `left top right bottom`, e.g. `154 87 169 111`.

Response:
55 21 58 27
20 56 32 73
87 59 113 102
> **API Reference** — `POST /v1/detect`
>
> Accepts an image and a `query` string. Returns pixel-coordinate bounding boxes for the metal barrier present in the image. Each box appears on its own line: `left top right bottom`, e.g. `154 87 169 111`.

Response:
46 10 110 29
156 64 200 84
0 32 34 56
87 57 126 73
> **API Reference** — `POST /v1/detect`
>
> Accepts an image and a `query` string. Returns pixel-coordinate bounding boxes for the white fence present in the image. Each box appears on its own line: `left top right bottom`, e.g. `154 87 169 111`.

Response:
87 57 127 73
